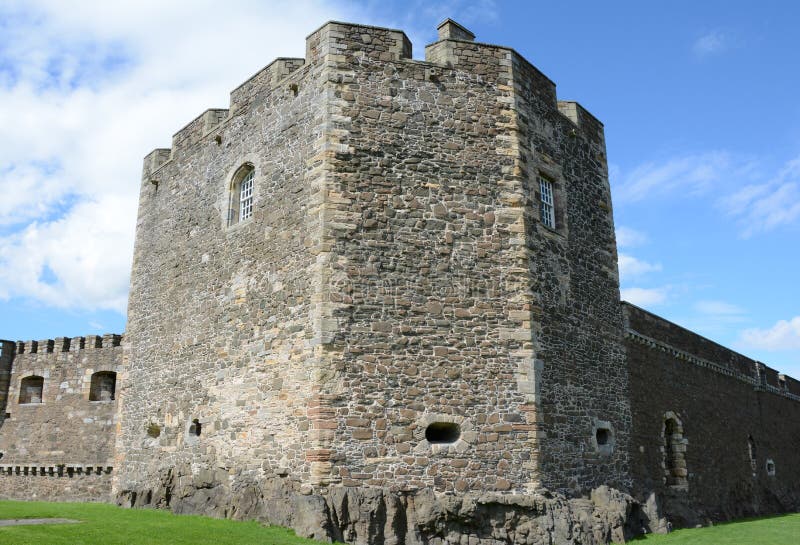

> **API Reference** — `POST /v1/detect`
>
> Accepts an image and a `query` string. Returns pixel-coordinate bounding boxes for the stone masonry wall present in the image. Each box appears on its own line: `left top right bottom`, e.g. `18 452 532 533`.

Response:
290 22 631 497
115 20 632 508
624 302 800 526
115 45 329 497
512 47 630 496
0 335 121 501
0 340 13 427
0 467 113 502
311 24 540 495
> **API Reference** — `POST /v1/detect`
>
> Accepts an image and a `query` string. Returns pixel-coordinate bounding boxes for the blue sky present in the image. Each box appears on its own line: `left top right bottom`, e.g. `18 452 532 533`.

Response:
0 1 798 376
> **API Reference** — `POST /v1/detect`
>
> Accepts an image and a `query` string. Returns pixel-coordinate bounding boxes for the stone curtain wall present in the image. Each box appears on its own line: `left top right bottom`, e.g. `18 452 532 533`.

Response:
624 302 800 526
0 335 121 501
116 47 329 498
0 466 113 502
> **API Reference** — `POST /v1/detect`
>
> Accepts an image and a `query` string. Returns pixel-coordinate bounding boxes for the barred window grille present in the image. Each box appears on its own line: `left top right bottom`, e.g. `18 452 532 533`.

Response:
539 177 556 229
238 169 254 222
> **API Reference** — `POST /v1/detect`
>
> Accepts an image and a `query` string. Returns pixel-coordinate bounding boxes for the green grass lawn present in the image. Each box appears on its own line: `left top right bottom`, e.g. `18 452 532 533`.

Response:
632 513 800 544
1 500 798 545
0 500 326 545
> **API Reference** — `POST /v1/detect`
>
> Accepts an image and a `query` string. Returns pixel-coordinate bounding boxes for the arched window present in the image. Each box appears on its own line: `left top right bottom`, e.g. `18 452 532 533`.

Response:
89 371 117 401
663 412 688 489
228 164 255 225
19 376 44 404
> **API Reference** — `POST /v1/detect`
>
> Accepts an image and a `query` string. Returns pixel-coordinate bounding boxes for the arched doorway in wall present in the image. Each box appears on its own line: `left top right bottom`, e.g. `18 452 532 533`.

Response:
662 411 688 490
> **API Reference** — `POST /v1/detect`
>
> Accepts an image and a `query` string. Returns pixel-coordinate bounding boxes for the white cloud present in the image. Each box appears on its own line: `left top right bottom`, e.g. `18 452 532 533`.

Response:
694 300 745 316
693 300 748 324
0 195 136 312
719 157 800 236
693 30 727 57
618 253 661 281
615 152 800 235
615 226 648 248
620 287 668 307
612 151 746 203
0 0 355 312
0 163 73 226
739 317 800 351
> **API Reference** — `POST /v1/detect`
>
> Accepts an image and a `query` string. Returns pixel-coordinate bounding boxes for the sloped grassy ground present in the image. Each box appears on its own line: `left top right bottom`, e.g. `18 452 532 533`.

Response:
632 513 800 544
0 500 329 545
1 500 798 544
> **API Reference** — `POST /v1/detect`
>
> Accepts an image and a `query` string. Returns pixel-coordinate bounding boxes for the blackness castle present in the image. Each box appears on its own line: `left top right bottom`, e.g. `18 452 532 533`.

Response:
1 20 797 545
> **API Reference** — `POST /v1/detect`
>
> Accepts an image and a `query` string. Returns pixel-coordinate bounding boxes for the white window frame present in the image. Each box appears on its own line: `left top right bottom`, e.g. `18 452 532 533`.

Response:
539 176 556 229
239 169 254 222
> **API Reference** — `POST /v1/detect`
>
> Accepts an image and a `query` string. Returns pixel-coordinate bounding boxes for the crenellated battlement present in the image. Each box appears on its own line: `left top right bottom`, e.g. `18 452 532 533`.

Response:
305 21 411 66
145 19 606 190
229 57 306 111
142 148 171 180
13 334 123 354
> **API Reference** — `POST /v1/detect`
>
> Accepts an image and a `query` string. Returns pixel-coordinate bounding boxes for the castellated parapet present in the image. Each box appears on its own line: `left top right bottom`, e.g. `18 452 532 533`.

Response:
112 19 634 543
1 19 798 545
123 19 624 490
0 335 122 501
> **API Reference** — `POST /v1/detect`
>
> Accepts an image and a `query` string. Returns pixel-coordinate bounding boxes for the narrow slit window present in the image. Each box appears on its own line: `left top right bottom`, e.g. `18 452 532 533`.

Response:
228 164 255 226
663 415 688 488
539 177 556 229
239 169 254 221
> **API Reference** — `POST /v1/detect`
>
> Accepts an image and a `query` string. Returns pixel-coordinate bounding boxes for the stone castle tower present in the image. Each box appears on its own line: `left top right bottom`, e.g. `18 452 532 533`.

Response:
2 19 798 545
117 18 629 503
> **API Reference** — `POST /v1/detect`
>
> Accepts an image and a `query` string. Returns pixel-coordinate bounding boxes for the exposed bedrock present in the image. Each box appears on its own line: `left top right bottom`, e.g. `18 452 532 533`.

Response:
117 469 648 545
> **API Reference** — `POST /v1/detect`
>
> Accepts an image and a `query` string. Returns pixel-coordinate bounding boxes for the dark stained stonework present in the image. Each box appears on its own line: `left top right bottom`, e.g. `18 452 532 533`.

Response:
0 18 798 544
624 303 800 526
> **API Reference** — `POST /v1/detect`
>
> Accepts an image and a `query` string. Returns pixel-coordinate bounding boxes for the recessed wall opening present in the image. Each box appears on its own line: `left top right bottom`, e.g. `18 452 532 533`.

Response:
748 435 757 474
425 422 460 444
766 459 776 477
89 371 117 401
592 421 615 454
19 376 44 404
228 163 255 226
663 414 688 488
189 419 202 437
147 423 161 438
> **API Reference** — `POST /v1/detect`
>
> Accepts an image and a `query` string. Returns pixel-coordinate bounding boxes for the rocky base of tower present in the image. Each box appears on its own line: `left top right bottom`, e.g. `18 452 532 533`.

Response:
116 471 654 544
